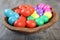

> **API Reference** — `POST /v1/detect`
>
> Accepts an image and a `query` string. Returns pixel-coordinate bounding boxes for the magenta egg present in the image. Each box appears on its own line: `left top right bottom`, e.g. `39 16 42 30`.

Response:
38 3 45 9
44 9 52 12
43 4 51 10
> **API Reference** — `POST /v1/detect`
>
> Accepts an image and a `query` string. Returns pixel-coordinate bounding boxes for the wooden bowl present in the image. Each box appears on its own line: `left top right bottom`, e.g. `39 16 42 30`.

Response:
3 7 59 33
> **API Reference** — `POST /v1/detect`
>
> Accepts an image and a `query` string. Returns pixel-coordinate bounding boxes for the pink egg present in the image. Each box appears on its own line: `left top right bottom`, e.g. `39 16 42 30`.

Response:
45 9 52 12
38 3 45 9
43 4 51 10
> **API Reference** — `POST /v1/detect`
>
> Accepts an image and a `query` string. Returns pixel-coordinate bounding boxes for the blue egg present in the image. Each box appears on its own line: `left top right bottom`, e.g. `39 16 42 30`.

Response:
13 12 20 19
8 16 18 25
4 9 14 17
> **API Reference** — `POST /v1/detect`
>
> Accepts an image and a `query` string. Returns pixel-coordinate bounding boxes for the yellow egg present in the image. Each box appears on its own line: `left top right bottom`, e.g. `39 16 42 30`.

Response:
31 11 39 19
44 12 52 19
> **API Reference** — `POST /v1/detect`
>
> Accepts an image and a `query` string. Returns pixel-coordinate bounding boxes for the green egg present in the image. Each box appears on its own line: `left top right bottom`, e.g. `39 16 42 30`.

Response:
40 15 49 23
35 17 44 26
43 16 49 23
27 16 35 20
39 19 44 26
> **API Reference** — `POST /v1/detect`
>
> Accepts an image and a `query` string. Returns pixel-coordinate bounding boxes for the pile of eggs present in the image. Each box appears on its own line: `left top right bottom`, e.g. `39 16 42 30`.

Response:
4 3 52 28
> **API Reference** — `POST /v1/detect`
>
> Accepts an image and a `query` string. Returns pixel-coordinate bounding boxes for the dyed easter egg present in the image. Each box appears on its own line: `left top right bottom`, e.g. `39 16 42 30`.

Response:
26 5 34 13
14 9 21 14
14 20 26 28
8 16 17 25
20 9 32 17
45 9 52 12
44 11 52 19
4 9 14 17
19 5 26 10
38 3 45 9
43 5 51 10
35 17 44 26
14 15 26 28
20 5 34 17
13 12 20 19
40 15 49 23
36 9 43 16
19 15 26 22
31 11 39 19
26 20 36 28
27 16 35 20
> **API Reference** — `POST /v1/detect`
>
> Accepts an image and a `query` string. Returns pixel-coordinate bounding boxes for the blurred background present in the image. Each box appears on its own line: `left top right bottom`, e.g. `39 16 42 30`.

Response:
0 0 60 40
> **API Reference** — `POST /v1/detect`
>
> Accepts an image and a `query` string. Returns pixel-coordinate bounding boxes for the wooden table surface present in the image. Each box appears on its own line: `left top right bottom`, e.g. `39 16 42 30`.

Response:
0 0 60 40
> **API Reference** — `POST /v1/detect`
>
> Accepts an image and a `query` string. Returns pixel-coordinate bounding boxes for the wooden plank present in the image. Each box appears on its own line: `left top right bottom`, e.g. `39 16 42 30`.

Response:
50 23 60 40
0 29 25 40
38 29 55 40
51 29 60 40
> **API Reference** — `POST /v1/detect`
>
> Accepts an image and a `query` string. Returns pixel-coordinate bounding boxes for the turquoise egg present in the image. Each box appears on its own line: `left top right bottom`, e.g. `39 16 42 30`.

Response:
13 12 20 19
4 9 14 17
35 17 44 26
8 16 18 25
40 15 49 23
27 16 35 20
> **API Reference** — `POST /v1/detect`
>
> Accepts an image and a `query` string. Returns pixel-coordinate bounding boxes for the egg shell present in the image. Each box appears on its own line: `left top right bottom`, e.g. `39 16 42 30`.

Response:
38 3 45 9
36 9 44 16
35 17 44 26
8 16 18 25
44 9 52 12
14 20 26 28
13 12 20 19
40 15 49 23
19 15 26 22
31 11 39 19
14 15 26 28
26 20 36 28
20 9 32 17
4 9 14 17
44 11 52 19
14 9 21 14
43 4 51 10
27 16 35 20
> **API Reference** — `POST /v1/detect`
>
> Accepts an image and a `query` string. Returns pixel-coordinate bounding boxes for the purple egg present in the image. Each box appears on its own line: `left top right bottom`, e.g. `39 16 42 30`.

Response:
38 12 43 16
36 9 44 16
36 9 42 12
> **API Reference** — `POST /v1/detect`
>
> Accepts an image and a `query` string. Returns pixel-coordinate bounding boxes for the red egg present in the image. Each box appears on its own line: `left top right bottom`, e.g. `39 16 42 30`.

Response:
14 20 25 28
20 7 26 14
21 9 31 17
19 5 26 10
26 20 36 28
29 7 34 13
19 15 26 22
14 9 21 14
25 5 34 13
25 5 32 8
19 5 34 17
14 15 26 28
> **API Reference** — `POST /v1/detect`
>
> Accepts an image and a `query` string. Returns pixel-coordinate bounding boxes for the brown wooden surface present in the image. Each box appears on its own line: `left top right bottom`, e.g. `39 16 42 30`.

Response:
0 0 60 40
